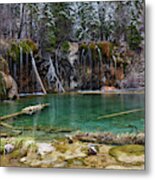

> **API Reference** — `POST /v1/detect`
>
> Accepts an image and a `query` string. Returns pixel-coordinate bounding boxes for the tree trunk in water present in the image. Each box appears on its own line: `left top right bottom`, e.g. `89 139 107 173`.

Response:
30 51 47 94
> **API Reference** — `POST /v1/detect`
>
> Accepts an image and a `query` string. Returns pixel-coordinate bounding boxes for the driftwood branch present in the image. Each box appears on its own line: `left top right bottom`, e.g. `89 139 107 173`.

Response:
30 51 47 94
97 108 144 120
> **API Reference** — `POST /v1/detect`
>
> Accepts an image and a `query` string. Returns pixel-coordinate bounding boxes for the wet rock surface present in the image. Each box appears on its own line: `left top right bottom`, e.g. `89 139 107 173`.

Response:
109 144 144 165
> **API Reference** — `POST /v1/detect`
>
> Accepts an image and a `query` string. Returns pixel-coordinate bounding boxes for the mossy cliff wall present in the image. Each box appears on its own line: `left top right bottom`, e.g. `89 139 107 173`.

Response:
68 41 144 90
70 41 126 90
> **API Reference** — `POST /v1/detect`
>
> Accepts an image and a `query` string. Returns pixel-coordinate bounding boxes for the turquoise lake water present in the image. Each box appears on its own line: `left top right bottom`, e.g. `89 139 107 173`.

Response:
0 94 144 139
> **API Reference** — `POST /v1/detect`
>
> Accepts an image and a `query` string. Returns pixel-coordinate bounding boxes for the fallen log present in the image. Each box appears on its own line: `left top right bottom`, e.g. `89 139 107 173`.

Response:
0 122 15 129
21 103 49 115
0 112 24 121
45 128 73 133
97 108 144 120
0 103 49 121
30 51 47 95
0 122 22 134
14 126 73 133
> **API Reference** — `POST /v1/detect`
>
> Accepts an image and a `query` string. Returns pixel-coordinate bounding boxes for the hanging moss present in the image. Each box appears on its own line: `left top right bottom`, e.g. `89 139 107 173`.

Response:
89 42 96 50
19 39 38 54
89 42 96 61
7 39 38 62
97 41 112 59
19 41 31 54
23 39 38 53
79 41 115 63
7 41 20 61
79 43 88 51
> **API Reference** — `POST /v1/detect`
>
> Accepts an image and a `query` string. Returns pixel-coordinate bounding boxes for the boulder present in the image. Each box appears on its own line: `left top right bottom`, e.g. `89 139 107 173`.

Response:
4 144 15 154
0 57 18 100
87 144 98 156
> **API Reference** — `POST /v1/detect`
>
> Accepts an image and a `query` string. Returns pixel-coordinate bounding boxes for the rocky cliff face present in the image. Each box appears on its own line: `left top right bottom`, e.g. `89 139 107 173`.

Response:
0 57 18 100
120 48 145 89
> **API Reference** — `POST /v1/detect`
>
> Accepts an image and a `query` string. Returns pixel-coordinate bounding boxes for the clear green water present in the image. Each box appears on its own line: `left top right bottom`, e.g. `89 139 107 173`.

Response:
0 94 144 139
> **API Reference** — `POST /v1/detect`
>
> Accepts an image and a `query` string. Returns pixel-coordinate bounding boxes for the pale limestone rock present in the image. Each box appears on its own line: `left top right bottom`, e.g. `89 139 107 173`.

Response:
117 153 144 164
37 143 55 156
0 71 18 100
20 157 27 163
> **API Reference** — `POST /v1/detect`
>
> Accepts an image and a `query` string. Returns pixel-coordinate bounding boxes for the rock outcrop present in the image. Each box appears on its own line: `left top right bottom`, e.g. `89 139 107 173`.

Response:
0 57 18 100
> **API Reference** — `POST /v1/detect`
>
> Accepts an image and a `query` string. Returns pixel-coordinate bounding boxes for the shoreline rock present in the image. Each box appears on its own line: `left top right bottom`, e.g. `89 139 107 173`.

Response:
0 132 145 169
